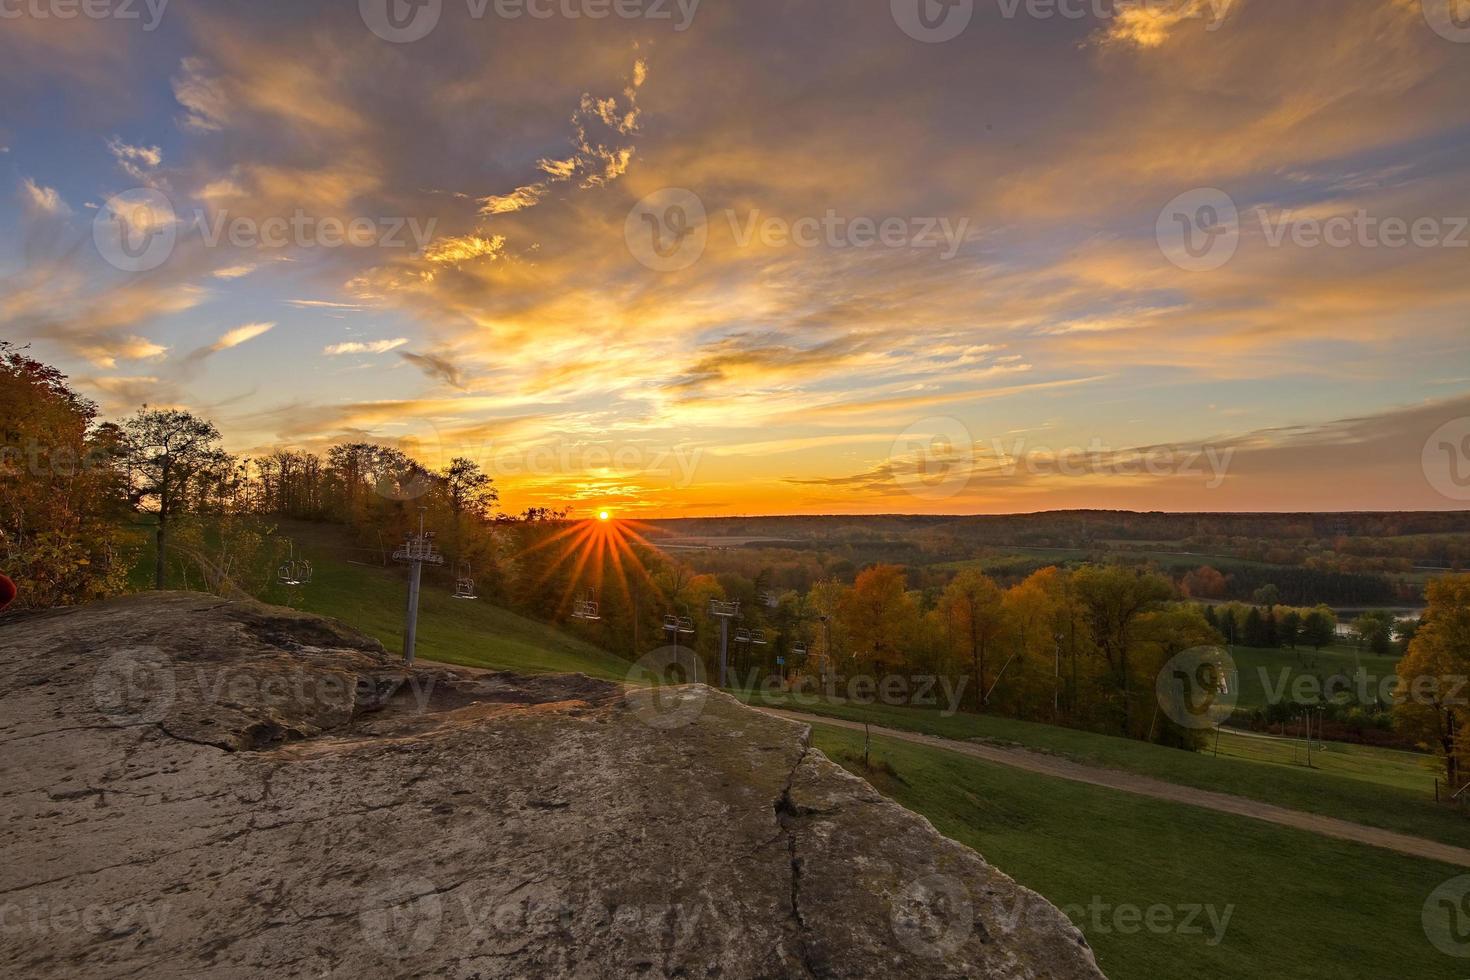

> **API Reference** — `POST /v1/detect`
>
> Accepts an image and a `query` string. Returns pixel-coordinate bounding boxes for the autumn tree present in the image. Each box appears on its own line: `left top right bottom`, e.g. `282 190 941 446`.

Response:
0 344 130 607
122 409 231 589
838 564 918 674
940 569 1007 710
1181 565 1227 599
1395 576 1470 788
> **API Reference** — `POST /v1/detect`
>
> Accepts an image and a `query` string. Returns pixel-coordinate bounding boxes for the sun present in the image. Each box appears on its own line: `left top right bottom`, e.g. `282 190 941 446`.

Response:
598 510 611 522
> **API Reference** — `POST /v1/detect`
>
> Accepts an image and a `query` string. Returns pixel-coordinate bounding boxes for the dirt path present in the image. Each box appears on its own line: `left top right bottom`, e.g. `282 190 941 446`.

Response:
760 708 1470 869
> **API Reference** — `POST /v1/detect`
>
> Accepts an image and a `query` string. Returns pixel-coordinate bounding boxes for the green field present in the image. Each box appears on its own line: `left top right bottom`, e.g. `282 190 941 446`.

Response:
733 691 1466 849
814 725 1462 980
1229 643 1402 711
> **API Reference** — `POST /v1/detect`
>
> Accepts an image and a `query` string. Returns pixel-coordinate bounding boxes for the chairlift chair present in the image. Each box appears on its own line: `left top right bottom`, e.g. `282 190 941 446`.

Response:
735 627 752 644
573 591 601 621
750 629 768 646
663 614 680 632
677 616 696 635
452 561 478 600
276 542 313 587
792 642 808 658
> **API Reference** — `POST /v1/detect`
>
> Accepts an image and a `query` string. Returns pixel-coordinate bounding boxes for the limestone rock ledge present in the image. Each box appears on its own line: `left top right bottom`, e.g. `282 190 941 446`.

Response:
0 592 1102 979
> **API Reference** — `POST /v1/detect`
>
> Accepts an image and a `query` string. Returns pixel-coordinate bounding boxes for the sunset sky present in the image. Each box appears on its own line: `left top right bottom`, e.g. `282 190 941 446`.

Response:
3 0 1469 517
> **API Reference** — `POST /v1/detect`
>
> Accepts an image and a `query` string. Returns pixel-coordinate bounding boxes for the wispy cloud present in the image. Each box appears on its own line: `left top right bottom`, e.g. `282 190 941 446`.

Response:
324 338 409 356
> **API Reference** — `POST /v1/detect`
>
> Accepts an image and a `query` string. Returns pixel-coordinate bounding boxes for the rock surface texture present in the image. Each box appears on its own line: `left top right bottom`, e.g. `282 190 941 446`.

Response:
0 592 1103 979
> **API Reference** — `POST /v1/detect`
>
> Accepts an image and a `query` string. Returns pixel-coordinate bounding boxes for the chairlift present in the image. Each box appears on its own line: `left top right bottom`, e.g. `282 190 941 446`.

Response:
276 541 313 587
750 629 768 646
735 627 752 644
573 591 601 622
452 561 478 601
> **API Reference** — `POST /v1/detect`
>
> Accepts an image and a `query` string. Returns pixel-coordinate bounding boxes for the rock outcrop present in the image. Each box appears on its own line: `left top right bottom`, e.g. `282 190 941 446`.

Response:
0 593 1102 978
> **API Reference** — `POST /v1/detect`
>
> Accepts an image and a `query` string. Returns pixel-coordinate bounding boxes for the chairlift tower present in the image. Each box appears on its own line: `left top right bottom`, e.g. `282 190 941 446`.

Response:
393 509 443 666
709 598 740 688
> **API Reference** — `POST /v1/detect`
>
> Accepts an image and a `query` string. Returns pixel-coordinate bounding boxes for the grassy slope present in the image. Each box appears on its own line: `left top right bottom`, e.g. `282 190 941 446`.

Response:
1210 729 1434 795
815 726 1462 980
735 692 1467 849
127 519 632 681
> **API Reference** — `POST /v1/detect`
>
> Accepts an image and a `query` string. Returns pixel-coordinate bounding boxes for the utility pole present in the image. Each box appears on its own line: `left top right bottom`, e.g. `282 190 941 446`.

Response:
393 509 443 666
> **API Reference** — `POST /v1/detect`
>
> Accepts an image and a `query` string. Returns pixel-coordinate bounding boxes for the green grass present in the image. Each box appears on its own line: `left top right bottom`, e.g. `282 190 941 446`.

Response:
127 519 633 681
735 691 1470 849
1229 643 1401 710
1210 729 1436 795
813 725 1464 980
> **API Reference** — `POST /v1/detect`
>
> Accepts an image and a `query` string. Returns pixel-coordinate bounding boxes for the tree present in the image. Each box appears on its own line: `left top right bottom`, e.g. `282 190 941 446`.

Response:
1243 606 1268 647
438 457 499 559
1353 611 1395 656
838 565 919 674
1395 576 1470 789
1252 584 1281 607
440 457 498 523
1072 566 1172 733
1279 610 1302 650
0 344 130 607
1301 607 1337 651
122 409 231 589
1394 617 1421 653
1181 565 1227 599
940 569 1007 710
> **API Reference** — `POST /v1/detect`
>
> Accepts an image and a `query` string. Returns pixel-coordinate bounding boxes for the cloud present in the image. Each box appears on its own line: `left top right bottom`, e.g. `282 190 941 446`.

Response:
477 62 646 216
107 137 164 182
1097 0 1238 48
1 0 1467 514
19 178 68 216
183 322 276 367
324 338 409 356
399 351 465 390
